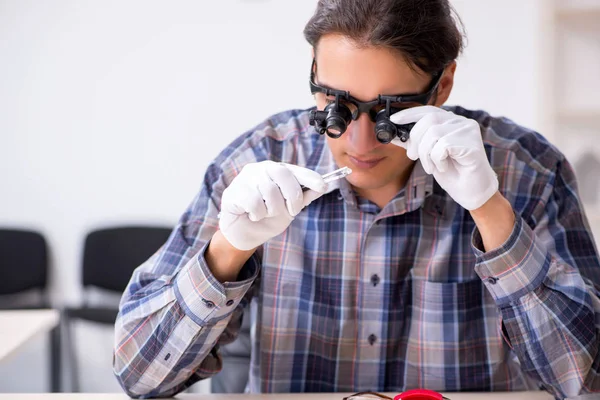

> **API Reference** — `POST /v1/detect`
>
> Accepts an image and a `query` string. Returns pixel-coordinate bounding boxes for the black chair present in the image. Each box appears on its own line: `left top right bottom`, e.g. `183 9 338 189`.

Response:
0 228 61 392
62 226 172 392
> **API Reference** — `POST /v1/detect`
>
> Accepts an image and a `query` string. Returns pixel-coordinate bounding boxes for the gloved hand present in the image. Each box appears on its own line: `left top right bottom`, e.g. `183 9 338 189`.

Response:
390 106 498 210
219 161 327 251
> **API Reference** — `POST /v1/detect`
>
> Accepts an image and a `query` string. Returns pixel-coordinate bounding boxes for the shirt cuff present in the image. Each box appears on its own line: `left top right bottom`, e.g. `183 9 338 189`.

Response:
472 211 552 307
174 241 260 326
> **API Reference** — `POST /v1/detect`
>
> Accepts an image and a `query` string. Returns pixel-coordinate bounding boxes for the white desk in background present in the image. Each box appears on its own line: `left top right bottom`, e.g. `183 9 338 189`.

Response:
0 309 59 362
0 392 557 400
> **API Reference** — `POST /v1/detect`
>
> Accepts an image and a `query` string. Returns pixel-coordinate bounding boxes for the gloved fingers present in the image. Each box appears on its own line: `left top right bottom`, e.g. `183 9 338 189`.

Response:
266 163 304 216
221 181 266 220
415 115 454 173
439 127 482 166
223 161 327 223
242 188 269 222
403 119 428 161
389 105 445 125
429 137 451 173
447 121 485 164
445 144 481 170
302 188 324 208
285 163 327 194
257 175 287 219
416 128 444 174
391 107 462 160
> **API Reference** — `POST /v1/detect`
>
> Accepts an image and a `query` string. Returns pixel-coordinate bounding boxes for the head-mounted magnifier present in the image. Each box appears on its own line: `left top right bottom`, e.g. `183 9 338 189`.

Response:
308 59 443 144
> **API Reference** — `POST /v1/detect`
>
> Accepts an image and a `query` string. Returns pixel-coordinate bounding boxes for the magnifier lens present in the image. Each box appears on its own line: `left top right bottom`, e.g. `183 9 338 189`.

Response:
375 128 394 144
325 118 346 138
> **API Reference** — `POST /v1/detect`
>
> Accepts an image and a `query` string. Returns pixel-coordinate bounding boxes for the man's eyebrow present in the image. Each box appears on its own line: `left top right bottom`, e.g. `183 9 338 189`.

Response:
318 83 421 102
313 76 346 93
314 73 426 102
315 76 421 100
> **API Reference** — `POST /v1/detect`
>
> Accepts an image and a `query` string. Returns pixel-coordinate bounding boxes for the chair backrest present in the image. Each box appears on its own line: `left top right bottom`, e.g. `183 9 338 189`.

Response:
82 226 172 293
0 229 48 296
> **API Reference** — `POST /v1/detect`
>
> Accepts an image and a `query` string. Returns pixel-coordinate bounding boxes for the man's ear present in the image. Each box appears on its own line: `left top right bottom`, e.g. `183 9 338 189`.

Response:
433 61 457 106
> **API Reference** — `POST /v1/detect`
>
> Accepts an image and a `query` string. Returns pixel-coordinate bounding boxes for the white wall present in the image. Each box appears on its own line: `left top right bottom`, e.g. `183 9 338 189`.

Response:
0 0 549 393
449 0 547 132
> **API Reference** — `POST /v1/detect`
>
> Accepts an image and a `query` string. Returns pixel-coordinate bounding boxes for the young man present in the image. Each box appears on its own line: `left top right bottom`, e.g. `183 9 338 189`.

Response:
113 1 600 398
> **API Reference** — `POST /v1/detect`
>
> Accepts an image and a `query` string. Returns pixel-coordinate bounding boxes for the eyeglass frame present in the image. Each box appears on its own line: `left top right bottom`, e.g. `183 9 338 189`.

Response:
309 58 444 123
342 390 450 400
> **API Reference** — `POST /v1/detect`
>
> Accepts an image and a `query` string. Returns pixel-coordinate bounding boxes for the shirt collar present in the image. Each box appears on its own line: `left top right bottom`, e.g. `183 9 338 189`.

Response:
379 160 434 217
316 145 435 216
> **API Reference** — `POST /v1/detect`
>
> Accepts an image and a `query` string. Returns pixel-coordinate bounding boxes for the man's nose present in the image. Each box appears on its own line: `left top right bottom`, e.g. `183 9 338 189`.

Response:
346 113 379 153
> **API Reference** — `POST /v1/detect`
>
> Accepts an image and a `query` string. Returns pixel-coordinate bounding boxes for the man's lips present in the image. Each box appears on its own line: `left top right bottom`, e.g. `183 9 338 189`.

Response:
348 155 385 168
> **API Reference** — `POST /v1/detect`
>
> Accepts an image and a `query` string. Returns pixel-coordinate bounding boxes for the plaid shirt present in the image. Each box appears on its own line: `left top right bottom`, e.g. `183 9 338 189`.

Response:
114 106 600 399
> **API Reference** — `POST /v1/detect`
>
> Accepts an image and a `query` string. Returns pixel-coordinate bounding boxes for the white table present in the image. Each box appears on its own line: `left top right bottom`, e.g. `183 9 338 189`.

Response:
0 309 60 362
0 393 557 400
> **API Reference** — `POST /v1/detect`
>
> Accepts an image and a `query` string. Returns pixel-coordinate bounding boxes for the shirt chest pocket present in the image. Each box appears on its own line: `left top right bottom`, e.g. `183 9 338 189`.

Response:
403 278 504 391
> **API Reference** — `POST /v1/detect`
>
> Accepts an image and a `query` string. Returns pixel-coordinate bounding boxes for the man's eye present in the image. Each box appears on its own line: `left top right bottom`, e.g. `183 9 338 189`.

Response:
326 98 352 106
372 104 386 114
326 98 337 105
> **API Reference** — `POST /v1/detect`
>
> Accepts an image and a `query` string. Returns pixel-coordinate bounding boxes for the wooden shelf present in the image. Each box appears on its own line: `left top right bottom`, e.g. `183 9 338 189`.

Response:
555 1 600 18
582 203 600 223
556 109 600 122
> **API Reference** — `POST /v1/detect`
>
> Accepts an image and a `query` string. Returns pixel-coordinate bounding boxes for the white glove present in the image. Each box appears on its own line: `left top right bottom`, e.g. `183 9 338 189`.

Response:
219 161 327 251
390 106 498 210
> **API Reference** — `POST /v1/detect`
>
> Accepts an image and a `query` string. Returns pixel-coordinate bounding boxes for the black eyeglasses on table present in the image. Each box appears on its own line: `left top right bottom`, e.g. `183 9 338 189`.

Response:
343 390 450 400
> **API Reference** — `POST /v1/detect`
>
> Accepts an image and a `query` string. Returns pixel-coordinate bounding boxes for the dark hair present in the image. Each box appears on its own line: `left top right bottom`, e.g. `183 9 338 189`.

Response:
303 0 465 75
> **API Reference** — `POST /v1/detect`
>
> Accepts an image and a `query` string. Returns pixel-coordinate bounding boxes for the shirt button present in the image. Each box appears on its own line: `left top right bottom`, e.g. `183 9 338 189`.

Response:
370 274 380 287
487 277 498 284
201 298 215 308
368 334 377 345
226 299 234 306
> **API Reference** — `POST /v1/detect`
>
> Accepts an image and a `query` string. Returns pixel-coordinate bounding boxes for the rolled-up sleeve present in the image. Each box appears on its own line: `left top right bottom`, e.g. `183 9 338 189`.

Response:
113 157 261 398
174 242 259 325
472 158 600 399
